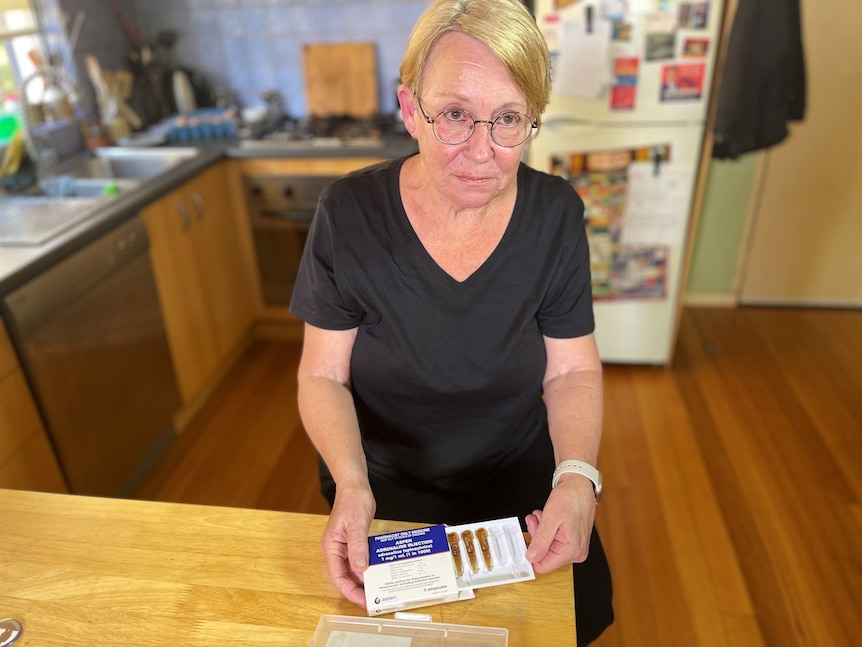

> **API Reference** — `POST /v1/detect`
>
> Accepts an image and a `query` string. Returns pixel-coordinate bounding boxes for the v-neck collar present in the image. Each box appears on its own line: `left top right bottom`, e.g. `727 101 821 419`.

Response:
392 159 525 292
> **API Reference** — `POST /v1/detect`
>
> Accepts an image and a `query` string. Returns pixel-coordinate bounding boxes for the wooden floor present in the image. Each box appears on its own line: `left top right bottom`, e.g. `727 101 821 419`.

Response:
134 307 862 646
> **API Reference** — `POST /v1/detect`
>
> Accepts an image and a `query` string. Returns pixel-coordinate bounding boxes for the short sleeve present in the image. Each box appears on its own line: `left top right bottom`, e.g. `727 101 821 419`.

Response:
289 183 362 330
534 180 595 339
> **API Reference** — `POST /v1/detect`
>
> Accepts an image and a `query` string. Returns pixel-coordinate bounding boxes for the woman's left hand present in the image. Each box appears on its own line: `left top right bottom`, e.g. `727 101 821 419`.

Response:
523 475 596 573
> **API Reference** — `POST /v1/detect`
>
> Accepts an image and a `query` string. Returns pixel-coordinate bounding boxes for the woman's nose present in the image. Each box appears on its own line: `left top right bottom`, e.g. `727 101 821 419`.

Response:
465 121 495 157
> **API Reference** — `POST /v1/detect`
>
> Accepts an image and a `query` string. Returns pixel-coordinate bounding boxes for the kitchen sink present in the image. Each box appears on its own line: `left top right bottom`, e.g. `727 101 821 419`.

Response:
0 147 200 246
35 176 142 198
0 197 104 246
47 147 201 180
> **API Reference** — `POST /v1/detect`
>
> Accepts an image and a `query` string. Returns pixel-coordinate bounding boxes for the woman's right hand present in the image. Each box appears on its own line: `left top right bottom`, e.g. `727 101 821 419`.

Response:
320 484 377 606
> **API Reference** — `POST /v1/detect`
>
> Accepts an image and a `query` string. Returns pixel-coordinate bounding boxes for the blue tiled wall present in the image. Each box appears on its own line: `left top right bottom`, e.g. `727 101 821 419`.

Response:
128 0 430 118
42 0 140 100
46 0 426 118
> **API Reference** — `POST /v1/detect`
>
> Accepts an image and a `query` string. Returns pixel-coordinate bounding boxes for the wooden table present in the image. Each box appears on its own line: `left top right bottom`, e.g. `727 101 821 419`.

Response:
0 489 575 645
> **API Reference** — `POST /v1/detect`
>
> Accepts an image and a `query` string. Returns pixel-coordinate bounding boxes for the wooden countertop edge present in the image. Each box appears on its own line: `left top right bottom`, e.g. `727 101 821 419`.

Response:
1 488 576 645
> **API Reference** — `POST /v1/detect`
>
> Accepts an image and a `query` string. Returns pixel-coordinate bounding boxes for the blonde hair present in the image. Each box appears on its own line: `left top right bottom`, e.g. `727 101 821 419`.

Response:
400 0 552 122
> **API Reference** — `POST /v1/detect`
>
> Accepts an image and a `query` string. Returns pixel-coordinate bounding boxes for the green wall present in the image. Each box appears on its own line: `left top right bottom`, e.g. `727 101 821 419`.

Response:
686 154 760 298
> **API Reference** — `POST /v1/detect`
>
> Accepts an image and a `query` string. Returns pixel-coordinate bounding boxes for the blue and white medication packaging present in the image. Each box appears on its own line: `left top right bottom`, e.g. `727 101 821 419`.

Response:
364 524 461 615
363 517 535 616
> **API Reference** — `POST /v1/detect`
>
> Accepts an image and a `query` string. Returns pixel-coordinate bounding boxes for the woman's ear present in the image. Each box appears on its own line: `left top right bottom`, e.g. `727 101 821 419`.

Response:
397 84 418 137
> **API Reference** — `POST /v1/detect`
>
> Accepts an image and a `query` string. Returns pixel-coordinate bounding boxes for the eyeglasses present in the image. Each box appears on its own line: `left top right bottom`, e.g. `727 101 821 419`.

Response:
417 98 537 147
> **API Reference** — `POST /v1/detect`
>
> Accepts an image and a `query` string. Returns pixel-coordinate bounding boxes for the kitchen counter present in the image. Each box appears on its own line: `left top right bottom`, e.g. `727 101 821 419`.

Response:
0 134 417 297
0 488 576 645
225 131 419 160
0 146 222 296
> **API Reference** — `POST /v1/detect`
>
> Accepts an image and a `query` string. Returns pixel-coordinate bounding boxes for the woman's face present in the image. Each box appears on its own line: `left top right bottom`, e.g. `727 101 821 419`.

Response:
400 31 531 212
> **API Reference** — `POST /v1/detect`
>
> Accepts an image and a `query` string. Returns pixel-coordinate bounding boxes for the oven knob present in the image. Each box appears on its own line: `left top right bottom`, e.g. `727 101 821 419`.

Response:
250 186 263 197
282 185 294 198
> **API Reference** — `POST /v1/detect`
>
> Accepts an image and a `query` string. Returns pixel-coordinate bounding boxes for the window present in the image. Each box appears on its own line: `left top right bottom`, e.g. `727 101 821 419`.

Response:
0 0 40 139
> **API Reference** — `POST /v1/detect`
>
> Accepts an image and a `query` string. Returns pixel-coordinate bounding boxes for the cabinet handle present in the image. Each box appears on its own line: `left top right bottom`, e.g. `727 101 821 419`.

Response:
176 201 191 232
191 192 205 222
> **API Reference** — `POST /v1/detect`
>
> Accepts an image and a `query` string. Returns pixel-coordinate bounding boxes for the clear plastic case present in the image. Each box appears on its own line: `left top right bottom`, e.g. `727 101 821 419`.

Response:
445 518 535 590
310 614 508 646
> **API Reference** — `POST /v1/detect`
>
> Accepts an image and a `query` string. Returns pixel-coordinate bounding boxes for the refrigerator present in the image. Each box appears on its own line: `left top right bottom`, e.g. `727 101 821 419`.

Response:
526 0 725 364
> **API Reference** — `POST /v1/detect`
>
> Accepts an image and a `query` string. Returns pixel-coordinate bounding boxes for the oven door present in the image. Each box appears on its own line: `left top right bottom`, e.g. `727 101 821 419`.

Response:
250 210 312 306
244 174 337 306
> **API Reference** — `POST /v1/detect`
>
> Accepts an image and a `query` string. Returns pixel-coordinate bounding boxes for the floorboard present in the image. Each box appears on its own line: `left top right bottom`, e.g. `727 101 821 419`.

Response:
133 306 862 646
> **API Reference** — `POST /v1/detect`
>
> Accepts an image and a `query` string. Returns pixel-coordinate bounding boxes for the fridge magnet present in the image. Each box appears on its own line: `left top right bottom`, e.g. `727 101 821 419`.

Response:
602 0 626 21
611 21 632 42
645 33 676 61
644 12 678 32
554 0 584 10
682 38 710 58
613 57 639 86
610 57 639 110
659 63 705 101
629 0 674 15
678 2 710 29
553 17 613 99
608 246 668 300
621 161 696 248
611 86 637 110
540 14 561 55
552 146 672 301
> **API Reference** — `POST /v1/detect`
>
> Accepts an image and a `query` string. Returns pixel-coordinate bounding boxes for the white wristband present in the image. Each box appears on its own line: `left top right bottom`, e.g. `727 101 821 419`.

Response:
552 460 603 502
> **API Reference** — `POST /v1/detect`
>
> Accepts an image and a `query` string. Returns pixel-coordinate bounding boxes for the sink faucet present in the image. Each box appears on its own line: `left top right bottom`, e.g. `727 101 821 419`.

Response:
18 66 87 175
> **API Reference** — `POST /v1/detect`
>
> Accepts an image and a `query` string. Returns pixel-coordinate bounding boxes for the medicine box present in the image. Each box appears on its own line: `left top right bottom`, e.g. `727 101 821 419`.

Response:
363 516 535 616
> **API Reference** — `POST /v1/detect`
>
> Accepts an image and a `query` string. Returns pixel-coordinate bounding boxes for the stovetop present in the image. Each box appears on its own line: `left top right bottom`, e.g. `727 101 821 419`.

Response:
239 114 404 151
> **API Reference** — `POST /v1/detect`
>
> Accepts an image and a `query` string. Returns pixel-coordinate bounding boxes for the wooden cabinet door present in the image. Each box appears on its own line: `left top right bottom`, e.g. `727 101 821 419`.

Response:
189 163 255 358
0 321 67 492
0 371 69 492
145 161 256 406
143 183 220 403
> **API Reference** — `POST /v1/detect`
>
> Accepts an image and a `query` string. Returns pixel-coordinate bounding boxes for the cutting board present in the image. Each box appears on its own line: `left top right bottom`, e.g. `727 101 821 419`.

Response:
303 42 379 118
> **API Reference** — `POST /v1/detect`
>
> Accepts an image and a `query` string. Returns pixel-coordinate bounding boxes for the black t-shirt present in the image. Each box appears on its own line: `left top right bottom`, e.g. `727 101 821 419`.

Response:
290 156 593 491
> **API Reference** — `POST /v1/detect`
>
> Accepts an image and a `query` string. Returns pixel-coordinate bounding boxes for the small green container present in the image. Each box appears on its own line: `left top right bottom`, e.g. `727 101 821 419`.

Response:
0 112 20 141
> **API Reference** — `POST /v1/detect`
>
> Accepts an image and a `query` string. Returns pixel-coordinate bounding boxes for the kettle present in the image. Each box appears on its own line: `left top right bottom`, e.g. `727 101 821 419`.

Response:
166 68 213 114
172 70 196 113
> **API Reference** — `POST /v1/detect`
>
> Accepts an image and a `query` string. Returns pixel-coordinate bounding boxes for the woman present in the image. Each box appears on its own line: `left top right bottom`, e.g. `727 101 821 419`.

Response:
290 0 613 643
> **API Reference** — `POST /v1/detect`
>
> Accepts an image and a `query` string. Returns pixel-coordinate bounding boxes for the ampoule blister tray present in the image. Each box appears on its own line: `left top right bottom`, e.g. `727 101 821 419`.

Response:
446 517 535 591
363 517 534 616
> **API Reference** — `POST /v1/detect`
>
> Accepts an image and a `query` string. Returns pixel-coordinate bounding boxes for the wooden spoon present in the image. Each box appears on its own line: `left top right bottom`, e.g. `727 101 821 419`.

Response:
85 55 107 102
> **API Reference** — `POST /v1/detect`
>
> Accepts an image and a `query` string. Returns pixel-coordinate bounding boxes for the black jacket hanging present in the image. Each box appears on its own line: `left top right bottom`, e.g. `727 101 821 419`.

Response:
712 0 806 159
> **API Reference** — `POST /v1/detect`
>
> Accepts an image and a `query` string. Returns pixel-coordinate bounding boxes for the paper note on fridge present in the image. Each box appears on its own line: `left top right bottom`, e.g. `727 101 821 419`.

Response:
621 162 695 247
553 18 613 99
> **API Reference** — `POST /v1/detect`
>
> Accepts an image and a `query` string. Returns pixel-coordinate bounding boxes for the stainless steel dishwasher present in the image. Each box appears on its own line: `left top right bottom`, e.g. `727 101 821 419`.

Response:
2 214 181 497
